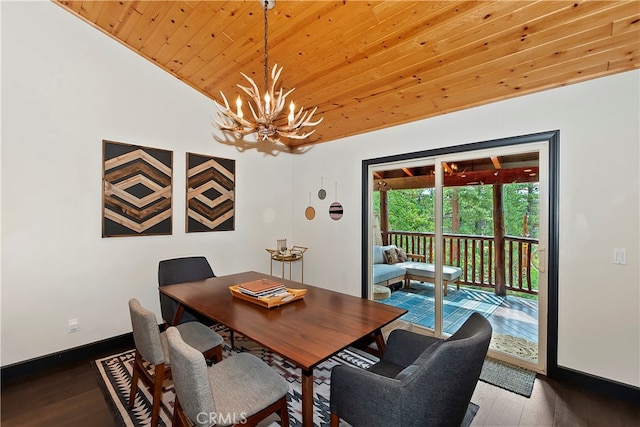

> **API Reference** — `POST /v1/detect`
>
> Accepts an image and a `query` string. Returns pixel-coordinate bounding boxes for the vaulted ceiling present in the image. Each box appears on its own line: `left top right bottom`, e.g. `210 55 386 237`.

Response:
55 1 639 150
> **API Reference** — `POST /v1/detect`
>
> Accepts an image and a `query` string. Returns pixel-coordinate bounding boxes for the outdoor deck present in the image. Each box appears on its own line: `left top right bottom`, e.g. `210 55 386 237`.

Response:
379 281 539 361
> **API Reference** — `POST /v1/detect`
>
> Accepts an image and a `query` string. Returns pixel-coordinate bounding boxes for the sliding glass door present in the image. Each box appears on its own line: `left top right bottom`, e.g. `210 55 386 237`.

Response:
365 135 552 374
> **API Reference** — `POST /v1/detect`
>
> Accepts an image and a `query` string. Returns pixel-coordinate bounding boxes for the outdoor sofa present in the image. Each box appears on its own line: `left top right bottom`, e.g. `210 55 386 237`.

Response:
373 245 463 297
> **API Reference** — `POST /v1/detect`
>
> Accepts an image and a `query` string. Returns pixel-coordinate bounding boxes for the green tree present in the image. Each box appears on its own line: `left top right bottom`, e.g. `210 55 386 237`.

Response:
502 183 539 238
377 182 538 239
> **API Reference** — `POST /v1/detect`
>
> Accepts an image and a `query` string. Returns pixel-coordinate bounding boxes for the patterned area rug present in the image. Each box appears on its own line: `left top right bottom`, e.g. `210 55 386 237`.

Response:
94 328 478 426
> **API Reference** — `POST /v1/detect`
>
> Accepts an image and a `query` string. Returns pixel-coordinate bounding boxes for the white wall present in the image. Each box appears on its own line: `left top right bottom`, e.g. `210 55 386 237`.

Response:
1 1 294 366
2 1 639 389
292 72 640 388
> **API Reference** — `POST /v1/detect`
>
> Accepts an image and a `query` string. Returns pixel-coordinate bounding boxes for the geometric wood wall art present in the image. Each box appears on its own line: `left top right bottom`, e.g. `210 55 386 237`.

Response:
102 140 173 237
186 153 235 232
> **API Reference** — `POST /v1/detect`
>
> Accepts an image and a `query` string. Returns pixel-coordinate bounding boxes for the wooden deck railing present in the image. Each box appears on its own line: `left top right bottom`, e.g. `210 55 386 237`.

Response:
385 231 539 295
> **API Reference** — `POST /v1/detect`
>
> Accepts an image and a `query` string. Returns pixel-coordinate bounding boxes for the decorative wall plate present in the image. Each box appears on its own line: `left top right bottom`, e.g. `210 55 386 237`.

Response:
305 206 316 220
305 192 315 220
329 182 343 220
318 177 326 200
329 202 343 220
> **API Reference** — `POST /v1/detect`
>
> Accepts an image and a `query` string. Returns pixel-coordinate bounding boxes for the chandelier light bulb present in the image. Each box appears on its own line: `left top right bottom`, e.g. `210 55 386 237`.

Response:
288 101 295 125
264 91 271 115
236 96 243 119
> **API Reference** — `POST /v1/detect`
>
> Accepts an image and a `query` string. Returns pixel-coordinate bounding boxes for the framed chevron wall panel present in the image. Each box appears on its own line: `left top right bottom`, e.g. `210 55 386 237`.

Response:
186 153 235 233
102 140 173 237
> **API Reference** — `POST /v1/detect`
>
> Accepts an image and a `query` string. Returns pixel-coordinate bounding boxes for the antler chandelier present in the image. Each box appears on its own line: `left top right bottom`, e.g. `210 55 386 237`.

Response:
215 0 322 144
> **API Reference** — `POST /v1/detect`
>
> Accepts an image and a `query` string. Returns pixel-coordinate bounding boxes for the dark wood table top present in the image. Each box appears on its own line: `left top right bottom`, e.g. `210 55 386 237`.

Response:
159 271 407 371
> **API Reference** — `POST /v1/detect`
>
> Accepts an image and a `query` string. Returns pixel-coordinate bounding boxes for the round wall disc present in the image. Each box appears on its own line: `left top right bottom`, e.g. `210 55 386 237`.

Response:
305 206 316 220
329 202 343 220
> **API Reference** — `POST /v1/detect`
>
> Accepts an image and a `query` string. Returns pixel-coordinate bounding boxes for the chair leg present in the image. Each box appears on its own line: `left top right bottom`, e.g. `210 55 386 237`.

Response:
172 397 190 427
241 395 289 427
278 395 290 427
128 352 142 409
150 363 166 427
330 412 341 427
203 344 223 364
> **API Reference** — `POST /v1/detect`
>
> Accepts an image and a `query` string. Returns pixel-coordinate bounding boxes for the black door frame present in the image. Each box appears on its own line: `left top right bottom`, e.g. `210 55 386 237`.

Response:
361 130 560 375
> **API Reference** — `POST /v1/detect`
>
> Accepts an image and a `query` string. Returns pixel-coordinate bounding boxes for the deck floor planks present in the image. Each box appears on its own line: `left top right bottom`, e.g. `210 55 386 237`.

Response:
386 282 539 342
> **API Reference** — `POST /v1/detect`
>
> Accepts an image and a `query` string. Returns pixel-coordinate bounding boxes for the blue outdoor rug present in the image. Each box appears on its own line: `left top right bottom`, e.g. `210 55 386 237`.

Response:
380 282 504 334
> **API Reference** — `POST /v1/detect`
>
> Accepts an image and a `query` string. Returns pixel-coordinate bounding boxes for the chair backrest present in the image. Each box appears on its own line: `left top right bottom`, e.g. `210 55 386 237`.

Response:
166 327 216 427
158 256 215 286
396 312 492 426
158 256 215 324
128 298 165 366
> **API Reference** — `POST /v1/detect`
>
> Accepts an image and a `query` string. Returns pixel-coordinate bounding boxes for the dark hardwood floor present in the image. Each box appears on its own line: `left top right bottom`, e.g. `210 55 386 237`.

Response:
2 340 638 426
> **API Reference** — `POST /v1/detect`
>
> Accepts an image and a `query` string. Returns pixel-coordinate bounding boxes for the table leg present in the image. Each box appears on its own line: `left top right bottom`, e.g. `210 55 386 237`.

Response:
171 303 185 326
373 328 387 356
301 368 314 427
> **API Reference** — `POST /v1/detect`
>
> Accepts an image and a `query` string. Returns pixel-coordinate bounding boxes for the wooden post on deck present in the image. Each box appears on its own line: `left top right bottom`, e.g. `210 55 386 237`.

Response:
451 187 460 264
493 184 507 296
380 190 389 245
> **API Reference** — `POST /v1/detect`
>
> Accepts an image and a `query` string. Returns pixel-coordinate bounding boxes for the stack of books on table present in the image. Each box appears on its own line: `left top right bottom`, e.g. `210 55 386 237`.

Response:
238 279 288 298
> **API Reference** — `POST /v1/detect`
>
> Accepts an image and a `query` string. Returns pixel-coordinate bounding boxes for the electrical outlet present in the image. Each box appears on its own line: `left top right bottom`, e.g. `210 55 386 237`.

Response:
68 318 79 333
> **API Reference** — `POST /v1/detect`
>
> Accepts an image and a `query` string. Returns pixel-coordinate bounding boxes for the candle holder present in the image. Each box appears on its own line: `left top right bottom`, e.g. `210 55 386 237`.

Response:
277 239 287 254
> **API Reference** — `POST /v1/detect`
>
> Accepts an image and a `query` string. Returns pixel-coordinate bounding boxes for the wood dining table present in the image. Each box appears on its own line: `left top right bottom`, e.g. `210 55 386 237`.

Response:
158 270 407 427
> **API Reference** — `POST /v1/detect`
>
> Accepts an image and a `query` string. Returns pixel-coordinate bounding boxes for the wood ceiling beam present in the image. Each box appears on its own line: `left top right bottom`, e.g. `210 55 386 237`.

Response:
491 157 502 170
402 168 414 177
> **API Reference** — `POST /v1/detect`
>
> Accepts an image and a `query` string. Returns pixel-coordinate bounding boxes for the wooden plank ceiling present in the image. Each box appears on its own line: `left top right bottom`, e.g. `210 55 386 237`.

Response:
54 1 640 150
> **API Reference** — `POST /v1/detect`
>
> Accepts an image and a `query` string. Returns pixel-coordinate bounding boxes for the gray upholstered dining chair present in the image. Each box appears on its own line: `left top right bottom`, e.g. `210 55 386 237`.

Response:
128 298 224 427
330 312 492 427
166 326 290 427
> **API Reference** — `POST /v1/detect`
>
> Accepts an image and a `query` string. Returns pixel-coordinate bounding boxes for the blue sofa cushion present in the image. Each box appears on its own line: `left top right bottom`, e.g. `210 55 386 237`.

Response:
373 263 405 284
373 245 386 265
373 245 398 265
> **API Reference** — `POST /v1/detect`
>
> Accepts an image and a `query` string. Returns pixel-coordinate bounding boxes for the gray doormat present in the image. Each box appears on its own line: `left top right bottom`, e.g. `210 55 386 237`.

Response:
480 357 536 397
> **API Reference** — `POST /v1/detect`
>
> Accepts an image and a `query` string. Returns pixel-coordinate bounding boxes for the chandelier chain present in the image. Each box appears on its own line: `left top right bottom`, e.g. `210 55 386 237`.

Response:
263 0 269 92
